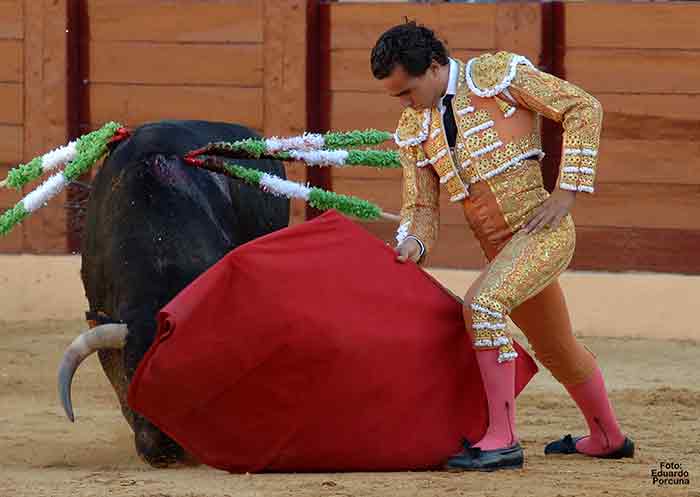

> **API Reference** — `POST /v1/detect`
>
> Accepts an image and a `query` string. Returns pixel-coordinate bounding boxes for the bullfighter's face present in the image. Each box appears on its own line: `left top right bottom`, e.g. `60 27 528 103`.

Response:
382 60 447 112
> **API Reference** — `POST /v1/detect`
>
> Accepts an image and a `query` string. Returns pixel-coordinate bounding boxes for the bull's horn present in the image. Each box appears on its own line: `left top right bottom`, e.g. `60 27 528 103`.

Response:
58 323 128 422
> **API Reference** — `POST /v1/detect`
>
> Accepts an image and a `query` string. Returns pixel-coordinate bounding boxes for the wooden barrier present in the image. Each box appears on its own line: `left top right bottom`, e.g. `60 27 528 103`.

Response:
0 1 698 274
563 2 700 273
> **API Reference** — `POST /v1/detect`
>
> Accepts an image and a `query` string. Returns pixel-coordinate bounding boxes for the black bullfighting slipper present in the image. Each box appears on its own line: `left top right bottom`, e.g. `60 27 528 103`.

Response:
445 440 524 472
544 434 635 459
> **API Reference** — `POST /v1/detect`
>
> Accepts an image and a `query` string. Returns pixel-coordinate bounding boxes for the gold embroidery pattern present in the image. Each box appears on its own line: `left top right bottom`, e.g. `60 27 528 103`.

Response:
477 132 542 183
496 95 517 118
469 51 513 92
395 106 428 146
454 107 504 185
458 111 492 141
423 110 452 176
396 145 440 265
508 63 603 193
489 159 550 232
450 71 483 184
423 108 467 201
470 300 518 363
456 146 478 184
471 213 576 362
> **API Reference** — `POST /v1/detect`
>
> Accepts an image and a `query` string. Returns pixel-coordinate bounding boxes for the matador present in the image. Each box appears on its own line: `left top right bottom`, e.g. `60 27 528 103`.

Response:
371 22 635 471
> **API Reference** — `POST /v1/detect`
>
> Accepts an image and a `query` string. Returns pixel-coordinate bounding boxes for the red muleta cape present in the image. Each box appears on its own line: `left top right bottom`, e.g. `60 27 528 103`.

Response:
128 209 537 472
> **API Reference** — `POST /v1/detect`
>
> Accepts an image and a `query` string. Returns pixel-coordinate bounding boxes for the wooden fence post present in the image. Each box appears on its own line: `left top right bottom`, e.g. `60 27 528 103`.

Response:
0 0 24 253
22 0 71 253
539 0 565 194
263 0 310 226
304 0 332 221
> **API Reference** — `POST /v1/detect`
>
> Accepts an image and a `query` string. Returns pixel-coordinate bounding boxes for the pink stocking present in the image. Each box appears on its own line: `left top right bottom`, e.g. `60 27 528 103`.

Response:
473 348 518 450
564 365 626 455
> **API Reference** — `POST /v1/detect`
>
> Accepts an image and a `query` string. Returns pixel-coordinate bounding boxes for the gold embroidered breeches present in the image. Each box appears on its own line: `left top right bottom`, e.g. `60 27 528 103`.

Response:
461 159 597 383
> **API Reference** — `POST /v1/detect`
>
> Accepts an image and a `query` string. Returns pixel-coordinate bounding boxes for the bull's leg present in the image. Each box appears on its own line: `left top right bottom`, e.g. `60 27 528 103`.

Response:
133 417 186 467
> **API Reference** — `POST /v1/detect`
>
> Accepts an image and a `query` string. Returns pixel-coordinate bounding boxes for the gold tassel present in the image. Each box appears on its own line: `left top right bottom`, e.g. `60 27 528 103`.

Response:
496 96 516 119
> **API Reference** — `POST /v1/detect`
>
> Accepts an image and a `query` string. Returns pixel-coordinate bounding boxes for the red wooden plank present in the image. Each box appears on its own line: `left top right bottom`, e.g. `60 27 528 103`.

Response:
88 84 264 130
332 177 700 231
0 124 21 163
566 49 700 94
0 40 22 82
0 83 22 124
571 226 700 274
566 3 700 50
328 3 497 50
86 0 263 43
359 221 700 275
89 42 264 87
0 0 23 40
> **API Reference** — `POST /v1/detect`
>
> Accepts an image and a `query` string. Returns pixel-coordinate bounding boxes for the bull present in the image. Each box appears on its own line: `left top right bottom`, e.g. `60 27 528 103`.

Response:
57 120 290 466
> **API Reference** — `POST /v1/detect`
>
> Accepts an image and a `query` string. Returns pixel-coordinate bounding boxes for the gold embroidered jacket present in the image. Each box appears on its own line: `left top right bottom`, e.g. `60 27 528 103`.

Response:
394 51 603 265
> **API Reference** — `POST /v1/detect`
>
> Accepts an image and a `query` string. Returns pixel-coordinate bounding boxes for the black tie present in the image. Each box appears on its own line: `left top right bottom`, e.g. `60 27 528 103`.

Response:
441 94 457 148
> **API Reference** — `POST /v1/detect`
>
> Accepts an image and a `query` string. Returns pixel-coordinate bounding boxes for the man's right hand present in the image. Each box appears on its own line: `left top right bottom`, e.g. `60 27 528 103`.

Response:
395 238 422 263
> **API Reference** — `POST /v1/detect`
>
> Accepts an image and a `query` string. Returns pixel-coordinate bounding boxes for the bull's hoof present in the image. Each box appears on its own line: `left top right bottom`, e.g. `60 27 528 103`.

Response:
135 428 186 468
181 451 202 467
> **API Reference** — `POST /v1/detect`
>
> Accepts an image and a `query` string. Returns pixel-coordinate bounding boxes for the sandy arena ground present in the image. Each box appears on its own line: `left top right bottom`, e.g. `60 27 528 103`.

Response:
1 258 699 496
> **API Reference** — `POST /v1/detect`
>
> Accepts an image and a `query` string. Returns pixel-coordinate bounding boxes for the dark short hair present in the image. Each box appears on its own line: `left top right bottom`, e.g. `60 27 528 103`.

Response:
371 21 449 80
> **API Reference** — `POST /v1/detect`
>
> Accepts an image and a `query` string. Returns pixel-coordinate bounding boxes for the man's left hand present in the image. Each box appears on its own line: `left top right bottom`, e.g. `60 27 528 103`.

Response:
524 188 577 234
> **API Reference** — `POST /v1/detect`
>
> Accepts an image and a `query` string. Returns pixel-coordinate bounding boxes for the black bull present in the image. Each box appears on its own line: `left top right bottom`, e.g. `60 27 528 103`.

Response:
58 120 290 466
